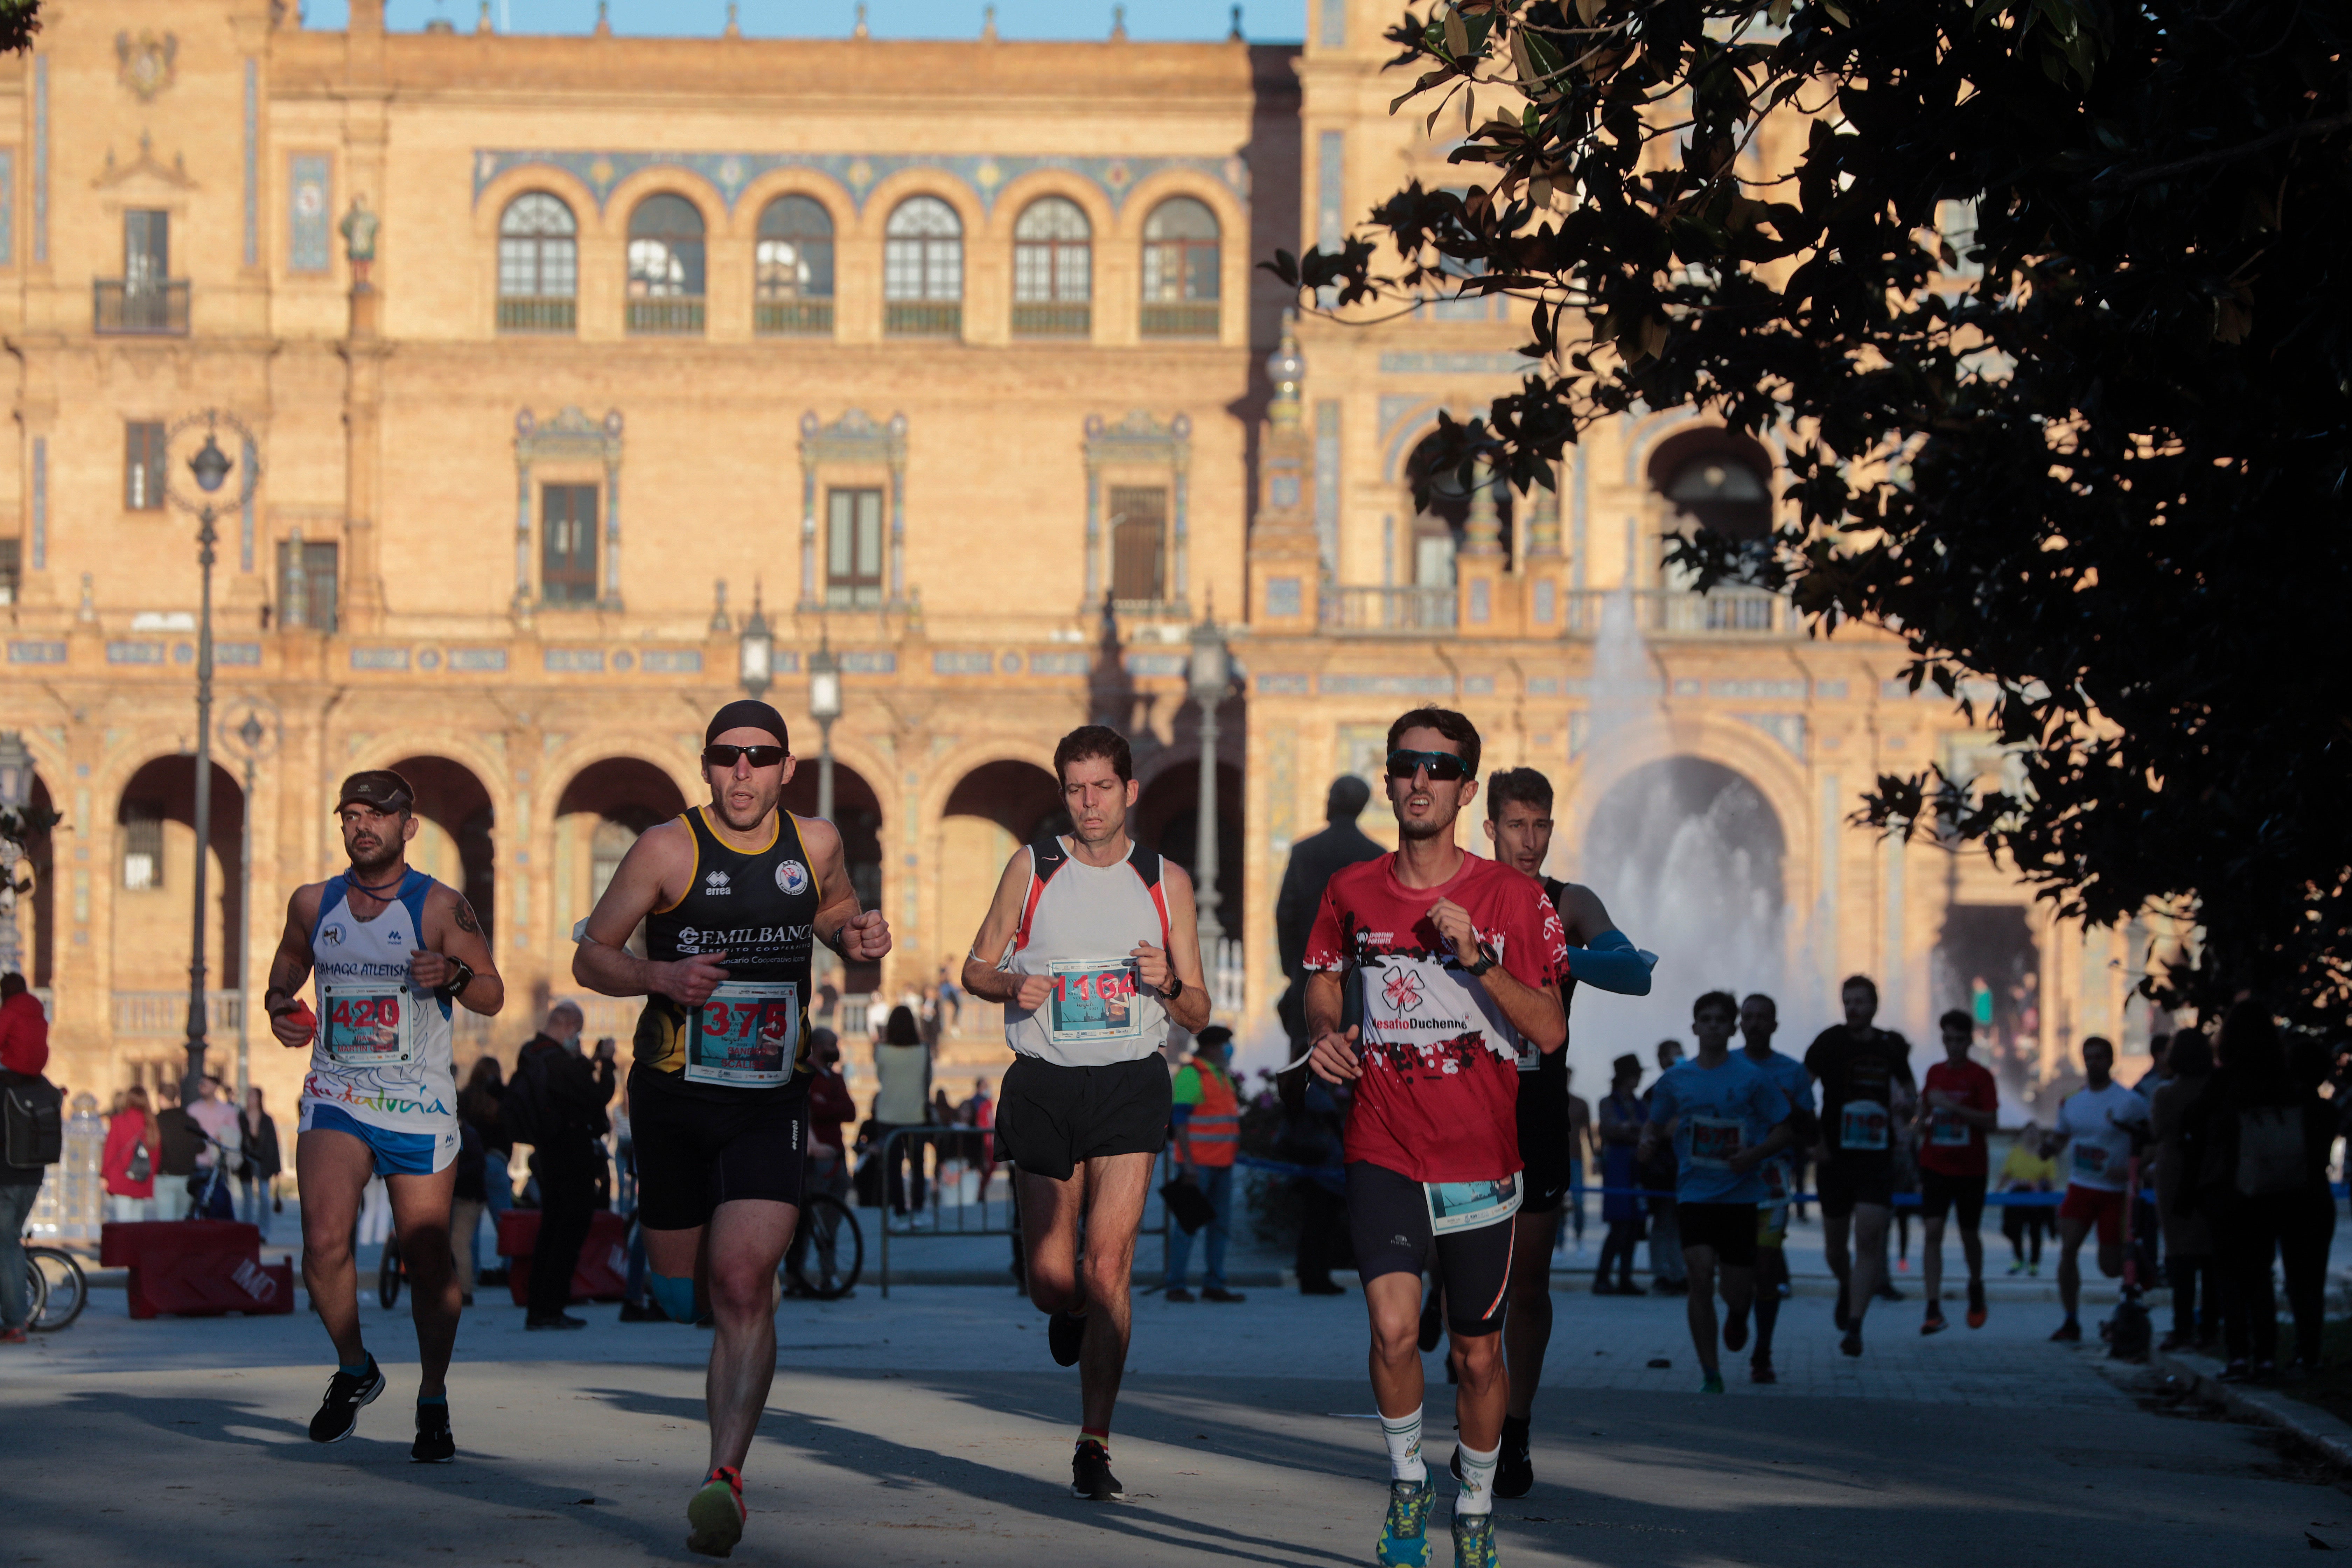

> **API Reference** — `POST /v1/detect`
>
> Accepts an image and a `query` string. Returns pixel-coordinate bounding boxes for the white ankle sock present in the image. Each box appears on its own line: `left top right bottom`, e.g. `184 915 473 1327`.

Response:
1380 1406 1426 1483
1454 1440 1500 1516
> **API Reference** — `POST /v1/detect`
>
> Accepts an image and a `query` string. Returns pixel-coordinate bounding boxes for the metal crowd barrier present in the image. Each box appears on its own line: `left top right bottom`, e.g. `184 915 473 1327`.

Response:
870 1124 1170 1298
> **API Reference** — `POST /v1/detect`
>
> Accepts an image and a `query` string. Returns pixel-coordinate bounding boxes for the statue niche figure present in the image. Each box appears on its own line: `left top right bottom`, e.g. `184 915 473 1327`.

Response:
339 194 379 281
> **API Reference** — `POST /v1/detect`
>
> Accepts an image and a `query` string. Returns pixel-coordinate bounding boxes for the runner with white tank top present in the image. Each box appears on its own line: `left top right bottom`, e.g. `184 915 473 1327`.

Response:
961 724 1212 1504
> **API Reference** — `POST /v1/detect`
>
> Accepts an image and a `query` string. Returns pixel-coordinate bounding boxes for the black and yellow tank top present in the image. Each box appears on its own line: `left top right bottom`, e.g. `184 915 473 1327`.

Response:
634 806 823 1099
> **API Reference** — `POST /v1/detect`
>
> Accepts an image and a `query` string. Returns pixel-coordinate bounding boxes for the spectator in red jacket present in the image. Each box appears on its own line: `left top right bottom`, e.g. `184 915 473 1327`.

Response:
0 973 48 1077
103 1084 161 1222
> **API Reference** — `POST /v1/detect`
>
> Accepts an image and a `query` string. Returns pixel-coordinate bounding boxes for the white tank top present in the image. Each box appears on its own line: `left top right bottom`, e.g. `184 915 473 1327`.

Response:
298 870 458 1137
1003 839 1172 1068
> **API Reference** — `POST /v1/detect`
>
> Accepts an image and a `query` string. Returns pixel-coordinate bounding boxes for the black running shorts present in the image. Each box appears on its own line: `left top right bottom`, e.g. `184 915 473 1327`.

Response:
1346 1160 1515 1338
628 1065 807 1232
993 1054 1170 1182
1674 1200 1760 1268
1514 1079 1573 1215
1919 1168 1988 1227
1815 1152 1895 1217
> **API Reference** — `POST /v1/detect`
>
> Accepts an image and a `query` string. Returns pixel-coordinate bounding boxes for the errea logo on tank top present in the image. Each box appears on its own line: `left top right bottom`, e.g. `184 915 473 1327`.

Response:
704 869 733 896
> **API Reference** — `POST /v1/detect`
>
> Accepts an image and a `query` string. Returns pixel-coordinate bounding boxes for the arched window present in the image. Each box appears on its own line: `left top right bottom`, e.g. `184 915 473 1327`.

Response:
1012 196 1091 338
497 192 576 334
884 195 963 337
756 194 835 337
625 193 706 336
1141 196 1220 338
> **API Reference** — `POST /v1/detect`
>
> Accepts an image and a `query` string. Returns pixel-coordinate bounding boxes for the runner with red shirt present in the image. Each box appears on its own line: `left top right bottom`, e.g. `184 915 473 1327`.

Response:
1306 708 1568 1568
1915 1009 2000 1334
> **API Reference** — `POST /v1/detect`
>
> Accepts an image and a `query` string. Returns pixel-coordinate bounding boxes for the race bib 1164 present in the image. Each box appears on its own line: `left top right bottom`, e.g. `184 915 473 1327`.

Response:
1045 959 1146 1048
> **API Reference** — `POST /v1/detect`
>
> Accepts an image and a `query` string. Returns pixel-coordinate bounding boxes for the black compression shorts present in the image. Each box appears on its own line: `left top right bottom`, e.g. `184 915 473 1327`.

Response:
1346 1161 1515 1338
1674 1201 1760 1268
1919 1169 1988 1227
628 1065 807 1232
1816 1152 1895 1216
992 1054 1169 1182
1515 1080 1573 1214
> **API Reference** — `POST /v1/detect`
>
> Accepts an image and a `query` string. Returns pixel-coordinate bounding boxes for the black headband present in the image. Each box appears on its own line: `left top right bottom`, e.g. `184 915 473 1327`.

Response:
706 699 789 750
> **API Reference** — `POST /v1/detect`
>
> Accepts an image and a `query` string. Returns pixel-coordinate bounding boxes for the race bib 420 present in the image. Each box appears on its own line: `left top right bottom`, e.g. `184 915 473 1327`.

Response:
320 984 414 1069
686 981 799 1087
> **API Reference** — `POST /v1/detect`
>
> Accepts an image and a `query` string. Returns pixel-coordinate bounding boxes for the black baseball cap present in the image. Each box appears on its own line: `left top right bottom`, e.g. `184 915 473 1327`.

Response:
705 698 789 751
336 769 415 813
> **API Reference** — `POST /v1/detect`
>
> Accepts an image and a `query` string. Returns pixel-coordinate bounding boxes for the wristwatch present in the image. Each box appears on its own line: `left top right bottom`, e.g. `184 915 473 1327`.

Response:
435 958 475 1002
1462 941 1499 979
1161 973 1186 1002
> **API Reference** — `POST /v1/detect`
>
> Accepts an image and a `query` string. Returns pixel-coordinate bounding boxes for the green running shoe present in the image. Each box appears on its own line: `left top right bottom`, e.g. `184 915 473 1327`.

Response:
1452 1512 1500 1568
1700 1373 1726 1394
1375 1478 1434 1567
686 1466 745 1558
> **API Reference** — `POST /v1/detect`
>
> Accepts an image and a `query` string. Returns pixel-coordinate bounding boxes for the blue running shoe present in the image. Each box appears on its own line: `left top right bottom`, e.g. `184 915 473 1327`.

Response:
1452 1512 1500 1568
1375 1478 1434 1567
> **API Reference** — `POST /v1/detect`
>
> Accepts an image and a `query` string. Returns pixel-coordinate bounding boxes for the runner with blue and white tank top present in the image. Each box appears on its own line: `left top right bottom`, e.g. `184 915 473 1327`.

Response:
960 724 1213 1505
261 769 504 1464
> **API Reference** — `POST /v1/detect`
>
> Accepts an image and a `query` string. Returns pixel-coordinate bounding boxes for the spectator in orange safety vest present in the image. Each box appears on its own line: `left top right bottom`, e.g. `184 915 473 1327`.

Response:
1164 1025 1245 1303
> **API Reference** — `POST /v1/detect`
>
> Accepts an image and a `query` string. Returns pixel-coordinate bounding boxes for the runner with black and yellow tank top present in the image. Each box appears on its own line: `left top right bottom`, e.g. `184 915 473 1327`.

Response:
1478 769 1654 1499
575 699 892 1560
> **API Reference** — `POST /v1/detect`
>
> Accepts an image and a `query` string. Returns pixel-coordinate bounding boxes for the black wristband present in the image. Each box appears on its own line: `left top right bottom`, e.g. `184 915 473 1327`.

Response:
435 959 474 1002
1161 973 1185 1002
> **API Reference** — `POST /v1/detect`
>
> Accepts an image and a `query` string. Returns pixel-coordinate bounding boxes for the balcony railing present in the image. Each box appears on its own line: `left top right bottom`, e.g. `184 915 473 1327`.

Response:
626 296 706 336
498 294 577 334
113 989 244 1039
755 299 835 336
94 280 190 336
1326 585 1459 633
1140 300 1219 339
1564 587 1796 637
885 300 963 338
1012 301 1092 338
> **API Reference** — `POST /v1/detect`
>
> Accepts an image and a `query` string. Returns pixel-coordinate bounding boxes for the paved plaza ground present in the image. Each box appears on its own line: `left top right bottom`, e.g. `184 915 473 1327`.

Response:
7 1250 2348 1567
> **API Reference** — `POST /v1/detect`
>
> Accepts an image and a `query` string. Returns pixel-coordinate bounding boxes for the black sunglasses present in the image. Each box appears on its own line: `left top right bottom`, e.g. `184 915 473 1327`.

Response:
703 744 788 769
1386 748 1471 783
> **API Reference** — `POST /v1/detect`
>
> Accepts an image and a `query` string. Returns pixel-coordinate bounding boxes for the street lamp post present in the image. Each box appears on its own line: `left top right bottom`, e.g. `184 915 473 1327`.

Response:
808 627 842 827
737 583 774 700
166 411 262 1102
0 729 28 979
219 704 279 1107
1186 611 1232 968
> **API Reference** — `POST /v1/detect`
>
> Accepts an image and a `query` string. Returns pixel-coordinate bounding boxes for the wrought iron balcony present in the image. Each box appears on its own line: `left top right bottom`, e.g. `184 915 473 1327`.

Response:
1012 301 1092 338
93 280 190 336
755 299 835 336
112 989 243 1039
884 300 963 339
497 294 577 334
1140 300 1219 339
626 296 706 336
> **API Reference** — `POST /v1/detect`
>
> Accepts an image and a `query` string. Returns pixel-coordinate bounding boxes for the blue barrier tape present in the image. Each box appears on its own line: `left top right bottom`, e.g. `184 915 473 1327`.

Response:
1230 1156 2081 1207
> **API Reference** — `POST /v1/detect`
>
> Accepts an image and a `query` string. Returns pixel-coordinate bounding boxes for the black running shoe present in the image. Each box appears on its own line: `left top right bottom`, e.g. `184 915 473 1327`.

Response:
308 1355 384 1443
411 1402 455 1464
1418 1288 1444 1353
1833 1290 1853 1333
1921 1309 1949 1336
1494 1433 1534 1499
1723 1301 1750 1353
1048 1309 1086 1367
1071 1438 1124 1500
1840 1326 1863 1358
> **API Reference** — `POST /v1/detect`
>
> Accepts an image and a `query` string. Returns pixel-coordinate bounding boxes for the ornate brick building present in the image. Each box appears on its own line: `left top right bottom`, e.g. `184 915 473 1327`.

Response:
0 0 2161 1114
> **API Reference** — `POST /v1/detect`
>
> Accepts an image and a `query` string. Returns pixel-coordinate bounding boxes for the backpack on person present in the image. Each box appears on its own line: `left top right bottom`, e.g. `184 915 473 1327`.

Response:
2236 1105 2306 1197
0 1070 62 1170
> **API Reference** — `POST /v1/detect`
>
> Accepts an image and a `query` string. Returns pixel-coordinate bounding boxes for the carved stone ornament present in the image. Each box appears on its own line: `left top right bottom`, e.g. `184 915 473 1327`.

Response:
116 31 178 102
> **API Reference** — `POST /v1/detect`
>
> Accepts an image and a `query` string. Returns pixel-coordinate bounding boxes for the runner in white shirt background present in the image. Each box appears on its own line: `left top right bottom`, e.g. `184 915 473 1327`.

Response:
2048 1036 2151 1342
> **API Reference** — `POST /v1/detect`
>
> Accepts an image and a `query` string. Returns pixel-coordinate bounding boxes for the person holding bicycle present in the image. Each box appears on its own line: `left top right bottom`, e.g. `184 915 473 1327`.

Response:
264 770 506 1462
0 970 53 1345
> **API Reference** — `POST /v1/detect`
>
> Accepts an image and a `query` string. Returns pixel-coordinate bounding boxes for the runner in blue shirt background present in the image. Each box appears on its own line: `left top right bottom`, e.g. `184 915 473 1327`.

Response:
1737 992 1819 1384
1640 992 1802 1393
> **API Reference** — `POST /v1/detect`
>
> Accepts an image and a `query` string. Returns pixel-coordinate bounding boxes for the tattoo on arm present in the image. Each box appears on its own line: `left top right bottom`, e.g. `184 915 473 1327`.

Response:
453 899 481 935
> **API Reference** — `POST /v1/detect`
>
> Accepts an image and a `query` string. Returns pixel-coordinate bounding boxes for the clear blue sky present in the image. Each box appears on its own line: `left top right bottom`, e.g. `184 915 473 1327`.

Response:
302 0 1304 41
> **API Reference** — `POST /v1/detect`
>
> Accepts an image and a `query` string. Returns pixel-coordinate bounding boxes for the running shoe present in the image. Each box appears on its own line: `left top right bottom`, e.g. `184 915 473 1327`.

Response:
1833 1290 1852 1333
2007 1260 2025 1276
1921 1309 1948 1336
1048 1309 1086 1367
685 1465 745 1558
2029 1262 2040 1277
2050 1318 2082 1343
1840 1327 1863 1358
1875 1281 1905 1302
1700 1373 1726 1394
1071 1438 1124 1500
411 1402 455 1464
1417 1290 1444 1352
1375 1478 1434 1567
1590 1277 1618 1295
1493 1434 1533 1500
1722 1301 1750 1353
1750 1358 1777 1385
308 1355 385 1443
1451 1511 1500 1568
1164 1286 1196 1302
1966 1280 1988 1330
1202 1286 1247 1303
0 1325 26 1345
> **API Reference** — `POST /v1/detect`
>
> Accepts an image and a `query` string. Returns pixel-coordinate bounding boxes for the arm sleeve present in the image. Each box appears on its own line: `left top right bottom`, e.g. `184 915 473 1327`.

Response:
1560 927 1656 996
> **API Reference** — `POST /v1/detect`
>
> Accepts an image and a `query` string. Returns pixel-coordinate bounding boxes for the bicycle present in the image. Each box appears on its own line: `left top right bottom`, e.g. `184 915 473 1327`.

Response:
379 1232 406 1309
19 1235 87 1331
780 1191 863 1301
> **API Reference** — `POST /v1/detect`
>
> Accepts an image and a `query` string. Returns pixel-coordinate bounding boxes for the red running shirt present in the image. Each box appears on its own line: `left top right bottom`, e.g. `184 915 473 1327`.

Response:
1918 1059 1999 1177
1303 851 1569 1183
